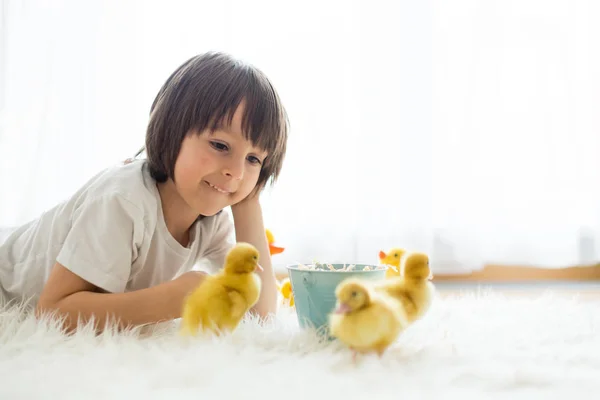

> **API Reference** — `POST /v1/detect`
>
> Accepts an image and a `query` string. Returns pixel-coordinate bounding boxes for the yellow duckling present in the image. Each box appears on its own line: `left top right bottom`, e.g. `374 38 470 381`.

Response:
329 278 407 360
379 247 406 278
266 228 294 307
376 251 435 324
278 277 294 307
266 229 284 255
180 242 263 336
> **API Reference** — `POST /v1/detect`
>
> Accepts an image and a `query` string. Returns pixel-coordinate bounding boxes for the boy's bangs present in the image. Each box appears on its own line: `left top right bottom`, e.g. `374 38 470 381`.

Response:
203 70 286 159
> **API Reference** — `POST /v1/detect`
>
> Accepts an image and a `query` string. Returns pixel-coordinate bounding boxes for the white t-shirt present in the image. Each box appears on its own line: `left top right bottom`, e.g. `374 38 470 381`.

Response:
0 160 235 305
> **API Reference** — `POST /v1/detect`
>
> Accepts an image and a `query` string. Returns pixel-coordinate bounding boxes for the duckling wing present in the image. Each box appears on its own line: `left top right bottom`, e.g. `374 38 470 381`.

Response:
227 290 248 319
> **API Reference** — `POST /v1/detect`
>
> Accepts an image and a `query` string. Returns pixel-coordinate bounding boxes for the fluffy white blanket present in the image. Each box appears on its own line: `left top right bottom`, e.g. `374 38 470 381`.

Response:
1 290 599 399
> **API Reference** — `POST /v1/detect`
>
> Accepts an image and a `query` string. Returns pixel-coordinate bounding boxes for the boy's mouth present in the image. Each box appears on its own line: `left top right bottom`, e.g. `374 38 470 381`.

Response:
204 181 231 194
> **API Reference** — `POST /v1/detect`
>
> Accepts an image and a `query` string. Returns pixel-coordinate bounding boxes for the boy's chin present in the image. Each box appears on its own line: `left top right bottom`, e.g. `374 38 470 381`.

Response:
196 209 220 217
196 205 228 217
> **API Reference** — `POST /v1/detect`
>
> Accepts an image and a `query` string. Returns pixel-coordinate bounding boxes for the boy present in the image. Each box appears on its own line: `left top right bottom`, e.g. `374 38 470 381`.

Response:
0 52 288 332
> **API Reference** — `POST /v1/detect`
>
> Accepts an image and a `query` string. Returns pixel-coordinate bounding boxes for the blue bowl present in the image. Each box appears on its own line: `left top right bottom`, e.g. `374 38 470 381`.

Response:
285 263 387 337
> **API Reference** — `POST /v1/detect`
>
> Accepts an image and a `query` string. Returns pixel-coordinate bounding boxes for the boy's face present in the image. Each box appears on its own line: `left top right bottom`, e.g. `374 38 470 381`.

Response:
172 103 267 217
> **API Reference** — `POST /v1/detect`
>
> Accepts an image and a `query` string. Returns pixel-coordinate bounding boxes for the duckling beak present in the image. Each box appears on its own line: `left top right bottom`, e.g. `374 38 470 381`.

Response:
334 303 352 314
269 243 285 255
378 250 386 260
256 264 264 272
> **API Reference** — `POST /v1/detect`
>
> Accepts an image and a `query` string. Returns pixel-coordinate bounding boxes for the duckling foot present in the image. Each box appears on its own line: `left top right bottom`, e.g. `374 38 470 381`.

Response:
351 348 358 364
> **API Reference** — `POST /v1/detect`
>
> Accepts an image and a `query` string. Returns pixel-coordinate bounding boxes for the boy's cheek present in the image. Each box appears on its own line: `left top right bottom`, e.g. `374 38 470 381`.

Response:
176 156 211 182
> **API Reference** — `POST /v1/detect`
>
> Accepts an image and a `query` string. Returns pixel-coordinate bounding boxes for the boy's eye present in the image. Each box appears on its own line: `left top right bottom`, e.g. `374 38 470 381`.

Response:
247 156 262 165
210 141 229 151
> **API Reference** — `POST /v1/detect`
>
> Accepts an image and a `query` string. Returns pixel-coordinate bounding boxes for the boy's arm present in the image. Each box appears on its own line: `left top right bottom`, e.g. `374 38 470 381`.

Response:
36 262 205 333
230 198 278 318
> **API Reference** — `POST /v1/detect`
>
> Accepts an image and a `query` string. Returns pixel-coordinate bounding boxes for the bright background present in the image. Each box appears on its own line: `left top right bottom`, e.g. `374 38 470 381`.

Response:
1 0 599 273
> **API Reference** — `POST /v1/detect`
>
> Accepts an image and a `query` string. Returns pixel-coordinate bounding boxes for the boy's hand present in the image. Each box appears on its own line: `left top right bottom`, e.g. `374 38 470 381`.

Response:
230 198 278 318
232 187 262 208
174 271 208 297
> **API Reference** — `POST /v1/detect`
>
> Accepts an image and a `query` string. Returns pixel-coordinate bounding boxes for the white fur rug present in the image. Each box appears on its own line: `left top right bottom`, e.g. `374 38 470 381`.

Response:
1 289 599 399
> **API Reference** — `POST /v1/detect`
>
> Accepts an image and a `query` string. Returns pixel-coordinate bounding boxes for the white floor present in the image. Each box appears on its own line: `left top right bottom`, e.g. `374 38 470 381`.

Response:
1 288 599 399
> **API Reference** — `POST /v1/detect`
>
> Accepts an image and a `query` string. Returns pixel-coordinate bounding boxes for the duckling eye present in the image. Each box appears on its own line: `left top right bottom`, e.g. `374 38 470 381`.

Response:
253 255 258 260
394 253 399 257
351 291 358 297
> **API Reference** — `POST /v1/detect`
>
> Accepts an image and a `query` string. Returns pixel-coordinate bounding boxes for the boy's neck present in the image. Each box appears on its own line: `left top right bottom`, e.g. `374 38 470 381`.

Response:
156 180 199 247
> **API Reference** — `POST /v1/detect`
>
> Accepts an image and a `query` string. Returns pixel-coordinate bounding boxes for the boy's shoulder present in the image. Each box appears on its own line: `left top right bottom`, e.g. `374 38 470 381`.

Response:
74 159 159 213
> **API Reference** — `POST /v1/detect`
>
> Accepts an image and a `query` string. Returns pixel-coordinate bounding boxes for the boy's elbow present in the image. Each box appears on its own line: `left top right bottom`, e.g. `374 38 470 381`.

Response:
35 298 57 319
35 289 70 319
35 298 79 334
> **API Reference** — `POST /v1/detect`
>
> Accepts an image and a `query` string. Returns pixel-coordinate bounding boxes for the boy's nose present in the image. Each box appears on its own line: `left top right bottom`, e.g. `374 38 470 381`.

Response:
223 158 244 180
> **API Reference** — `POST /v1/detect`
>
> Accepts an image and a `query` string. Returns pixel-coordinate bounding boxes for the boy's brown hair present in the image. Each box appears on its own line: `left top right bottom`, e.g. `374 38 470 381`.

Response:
139 51 288 193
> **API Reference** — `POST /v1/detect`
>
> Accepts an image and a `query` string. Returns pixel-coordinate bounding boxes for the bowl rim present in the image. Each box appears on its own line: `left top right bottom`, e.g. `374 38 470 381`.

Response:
285 263 390 274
